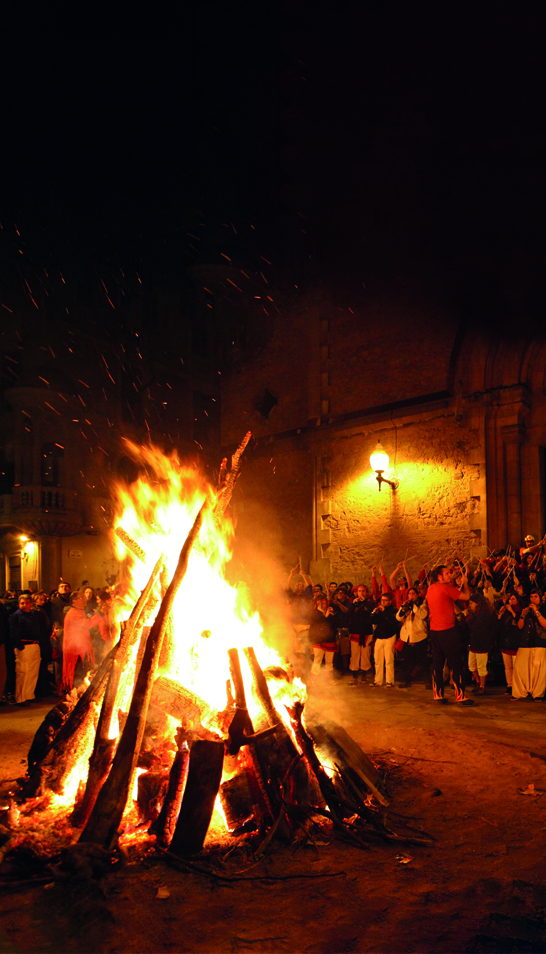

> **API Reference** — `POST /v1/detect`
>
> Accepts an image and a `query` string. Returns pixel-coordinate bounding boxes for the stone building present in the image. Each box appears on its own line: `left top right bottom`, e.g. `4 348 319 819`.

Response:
0 272 221 594
221 282 546 584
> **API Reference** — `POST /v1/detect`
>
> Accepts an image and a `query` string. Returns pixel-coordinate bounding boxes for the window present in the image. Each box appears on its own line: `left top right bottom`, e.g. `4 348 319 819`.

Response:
41 443 63 486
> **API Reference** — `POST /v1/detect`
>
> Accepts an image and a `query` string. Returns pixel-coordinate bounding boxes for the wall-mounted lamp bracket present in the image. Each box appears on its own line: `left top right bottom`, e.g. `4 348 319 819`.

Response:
375 471 399 492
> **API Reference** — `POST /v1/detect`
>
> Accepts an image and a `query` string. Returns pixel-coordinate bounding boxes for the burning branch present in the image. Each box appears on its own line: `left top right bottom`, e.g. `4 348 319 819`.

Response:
214 431 251 519
81 499 209 850
72 554 165 828
115 526 147 563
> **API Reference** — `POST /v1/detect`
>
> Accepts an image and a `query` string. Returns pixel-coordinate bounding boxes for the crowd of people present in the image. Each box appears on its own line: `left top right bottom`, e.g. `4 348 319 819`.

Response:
286 532 546 707
0 582 114 707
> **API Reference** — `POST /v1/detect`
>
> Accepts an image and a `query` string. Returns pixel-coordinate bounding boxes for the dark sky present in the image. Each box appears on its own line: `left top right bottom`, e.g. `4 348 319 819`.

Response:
1 3 544 325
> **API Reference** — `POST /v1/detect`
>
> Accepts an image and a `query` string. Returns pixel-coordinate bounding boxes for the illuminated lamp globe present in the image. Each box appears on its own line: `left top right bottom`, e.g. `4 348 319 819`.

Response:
370 441 389 474
370 440 399 492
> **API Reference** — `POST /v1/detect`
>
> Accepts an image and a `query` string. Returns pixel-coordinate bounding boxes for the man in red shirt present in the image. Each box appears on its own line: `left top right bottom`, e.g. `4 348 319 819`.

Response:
426 565 475 706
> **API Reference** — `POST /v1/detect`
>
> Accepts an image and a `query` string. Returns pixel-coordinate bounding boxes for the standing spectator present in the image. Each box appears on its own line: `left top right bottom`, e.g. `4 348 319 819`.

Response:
308 597 337 681
285 562 314 655
62 590 109 692
497 595 521 695
331 587 351 675
467 594 496 695
32 591 54 697
0 597 8 703
50 581 72 630
370 592 399 687
348 584 375 685
426 565 474 706
395 587 430 688
95 588 114 651
83 585 97 613
1 590 18 704
8 594 43 705
513 590 546 700
49 581 71 686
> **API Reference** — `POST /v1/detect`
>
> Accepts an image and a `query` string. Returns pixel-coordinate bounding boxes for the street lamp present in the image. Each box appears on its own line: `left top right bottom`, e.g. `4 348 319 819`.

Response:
370 440 399 492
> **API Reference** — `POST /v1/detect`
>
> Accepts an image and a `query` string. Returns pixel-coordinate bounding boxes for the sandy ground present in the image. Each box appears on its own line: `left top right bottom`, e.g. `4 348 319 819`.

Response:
2 680 546 954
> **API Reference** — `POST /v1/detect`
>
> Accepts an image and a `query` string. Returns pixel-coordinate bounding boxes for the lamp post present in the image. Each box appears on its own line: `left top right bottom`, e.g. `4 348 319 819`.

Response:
370 440 399 492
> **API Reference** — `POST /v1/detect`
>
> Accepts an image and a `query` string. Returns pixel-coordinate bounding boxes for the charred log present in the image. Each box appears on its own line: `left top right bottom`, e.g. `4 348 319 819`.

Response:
305 714 389 808
168 739 225 857
136 770 169 826
219 772 254 832
23 647 117 799
27 699 72 773
150 728 189 847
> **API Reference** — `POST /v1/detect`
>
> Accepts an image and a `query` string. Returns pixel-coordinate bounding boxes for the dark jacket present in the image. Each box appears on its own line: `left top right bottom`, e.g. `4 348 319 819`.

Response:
50 594 71 629
496 608 520 652
349 598 375 642
468 607 496 654
372 606 399 640
518 609 546 649
9 609 45 651
308 608 337 647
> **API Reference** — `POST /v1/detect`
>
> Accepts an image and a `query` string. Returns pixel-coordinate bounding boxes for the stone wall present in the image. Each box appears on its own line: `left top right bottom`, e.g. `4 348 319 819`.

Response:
314 412 483 586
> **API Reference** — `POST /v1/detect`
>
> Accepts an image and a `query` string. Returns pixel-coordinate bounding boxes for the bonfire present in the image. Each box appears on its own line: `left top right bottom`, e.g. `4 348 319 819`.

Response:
0 435 429 885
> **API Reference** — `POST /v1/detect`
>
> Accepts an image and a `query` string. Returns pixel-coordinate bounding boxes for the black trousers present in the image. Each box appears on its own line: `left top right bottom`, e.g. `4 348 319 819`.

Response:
430 628 466 699
398 639 431 685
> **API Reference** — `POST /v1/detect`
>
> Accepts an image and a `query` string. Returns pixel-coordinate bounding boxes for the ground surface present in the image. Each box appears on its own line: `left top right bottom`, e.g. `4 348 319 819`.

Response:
2 680 546 954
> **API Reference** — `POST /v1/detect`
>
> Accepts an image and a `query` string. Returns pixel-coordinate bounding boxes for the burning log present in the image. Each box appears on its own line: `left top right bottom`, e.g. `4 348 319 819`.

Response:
149 674 217 729
168 739 225 857
27 699 72 773
226 648 277 823
136 770 169 827
305 715 389 808
286 701 344 821
219 773 254 832
149 728 189 847
115 526 147 563
72 555 165 828
80 499 208 849
243 647 309 831
24 646 118 798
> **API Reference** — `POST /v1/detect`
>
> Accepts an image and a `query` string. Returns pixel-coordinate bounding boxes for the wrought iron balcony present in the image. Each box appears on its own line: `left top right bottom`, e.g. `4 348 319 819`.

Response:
4 485 85 536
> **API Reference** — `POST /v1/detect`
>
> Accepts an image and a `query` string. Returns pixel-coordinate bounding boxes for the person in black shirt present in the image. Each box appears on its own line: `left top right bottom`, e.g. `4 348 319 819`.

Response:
9 594 45 705
497 594 521 695
370 593 399 688
348 585 375 685
513 590 546 700
467 594 496 695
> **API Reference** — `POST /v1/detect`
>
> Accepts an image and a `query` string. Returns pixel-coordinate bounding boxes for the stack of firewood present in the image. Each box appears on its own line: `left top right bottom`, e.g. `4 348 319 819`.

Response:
5 435 432 873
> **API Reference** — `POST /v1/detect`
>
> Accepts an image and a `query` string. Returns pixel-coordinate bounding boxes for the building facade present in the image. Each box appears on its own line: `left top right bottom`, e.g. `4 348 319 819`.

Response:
221 283 546 583
0 271 221 594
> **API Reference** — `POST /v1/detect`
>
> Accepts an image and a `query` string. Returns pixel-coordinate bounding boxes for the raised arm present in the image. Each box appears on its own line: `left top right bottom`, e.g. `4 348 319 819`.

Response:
389 563 400 590
299 562 313 588
380 564 392 595
371 565 379 601
458 572 470 602
285 564 298 590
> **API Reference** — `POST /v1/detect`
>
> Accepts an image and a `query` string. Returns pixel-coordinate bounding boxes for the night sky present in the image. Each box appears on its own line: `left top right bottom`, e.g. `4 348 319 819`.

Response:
1 3 544 331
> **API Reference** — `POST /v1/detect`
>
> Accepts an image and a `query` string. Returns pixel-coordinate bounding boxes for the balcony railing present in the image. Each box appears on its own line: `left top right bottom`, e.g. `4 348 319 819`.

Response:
13 485 78 512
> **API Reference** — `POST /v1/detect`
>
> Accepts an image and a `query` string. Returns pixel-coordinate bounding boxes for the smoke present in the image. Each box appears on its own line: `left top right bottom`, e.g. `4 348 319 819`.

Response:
224 498 295 663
